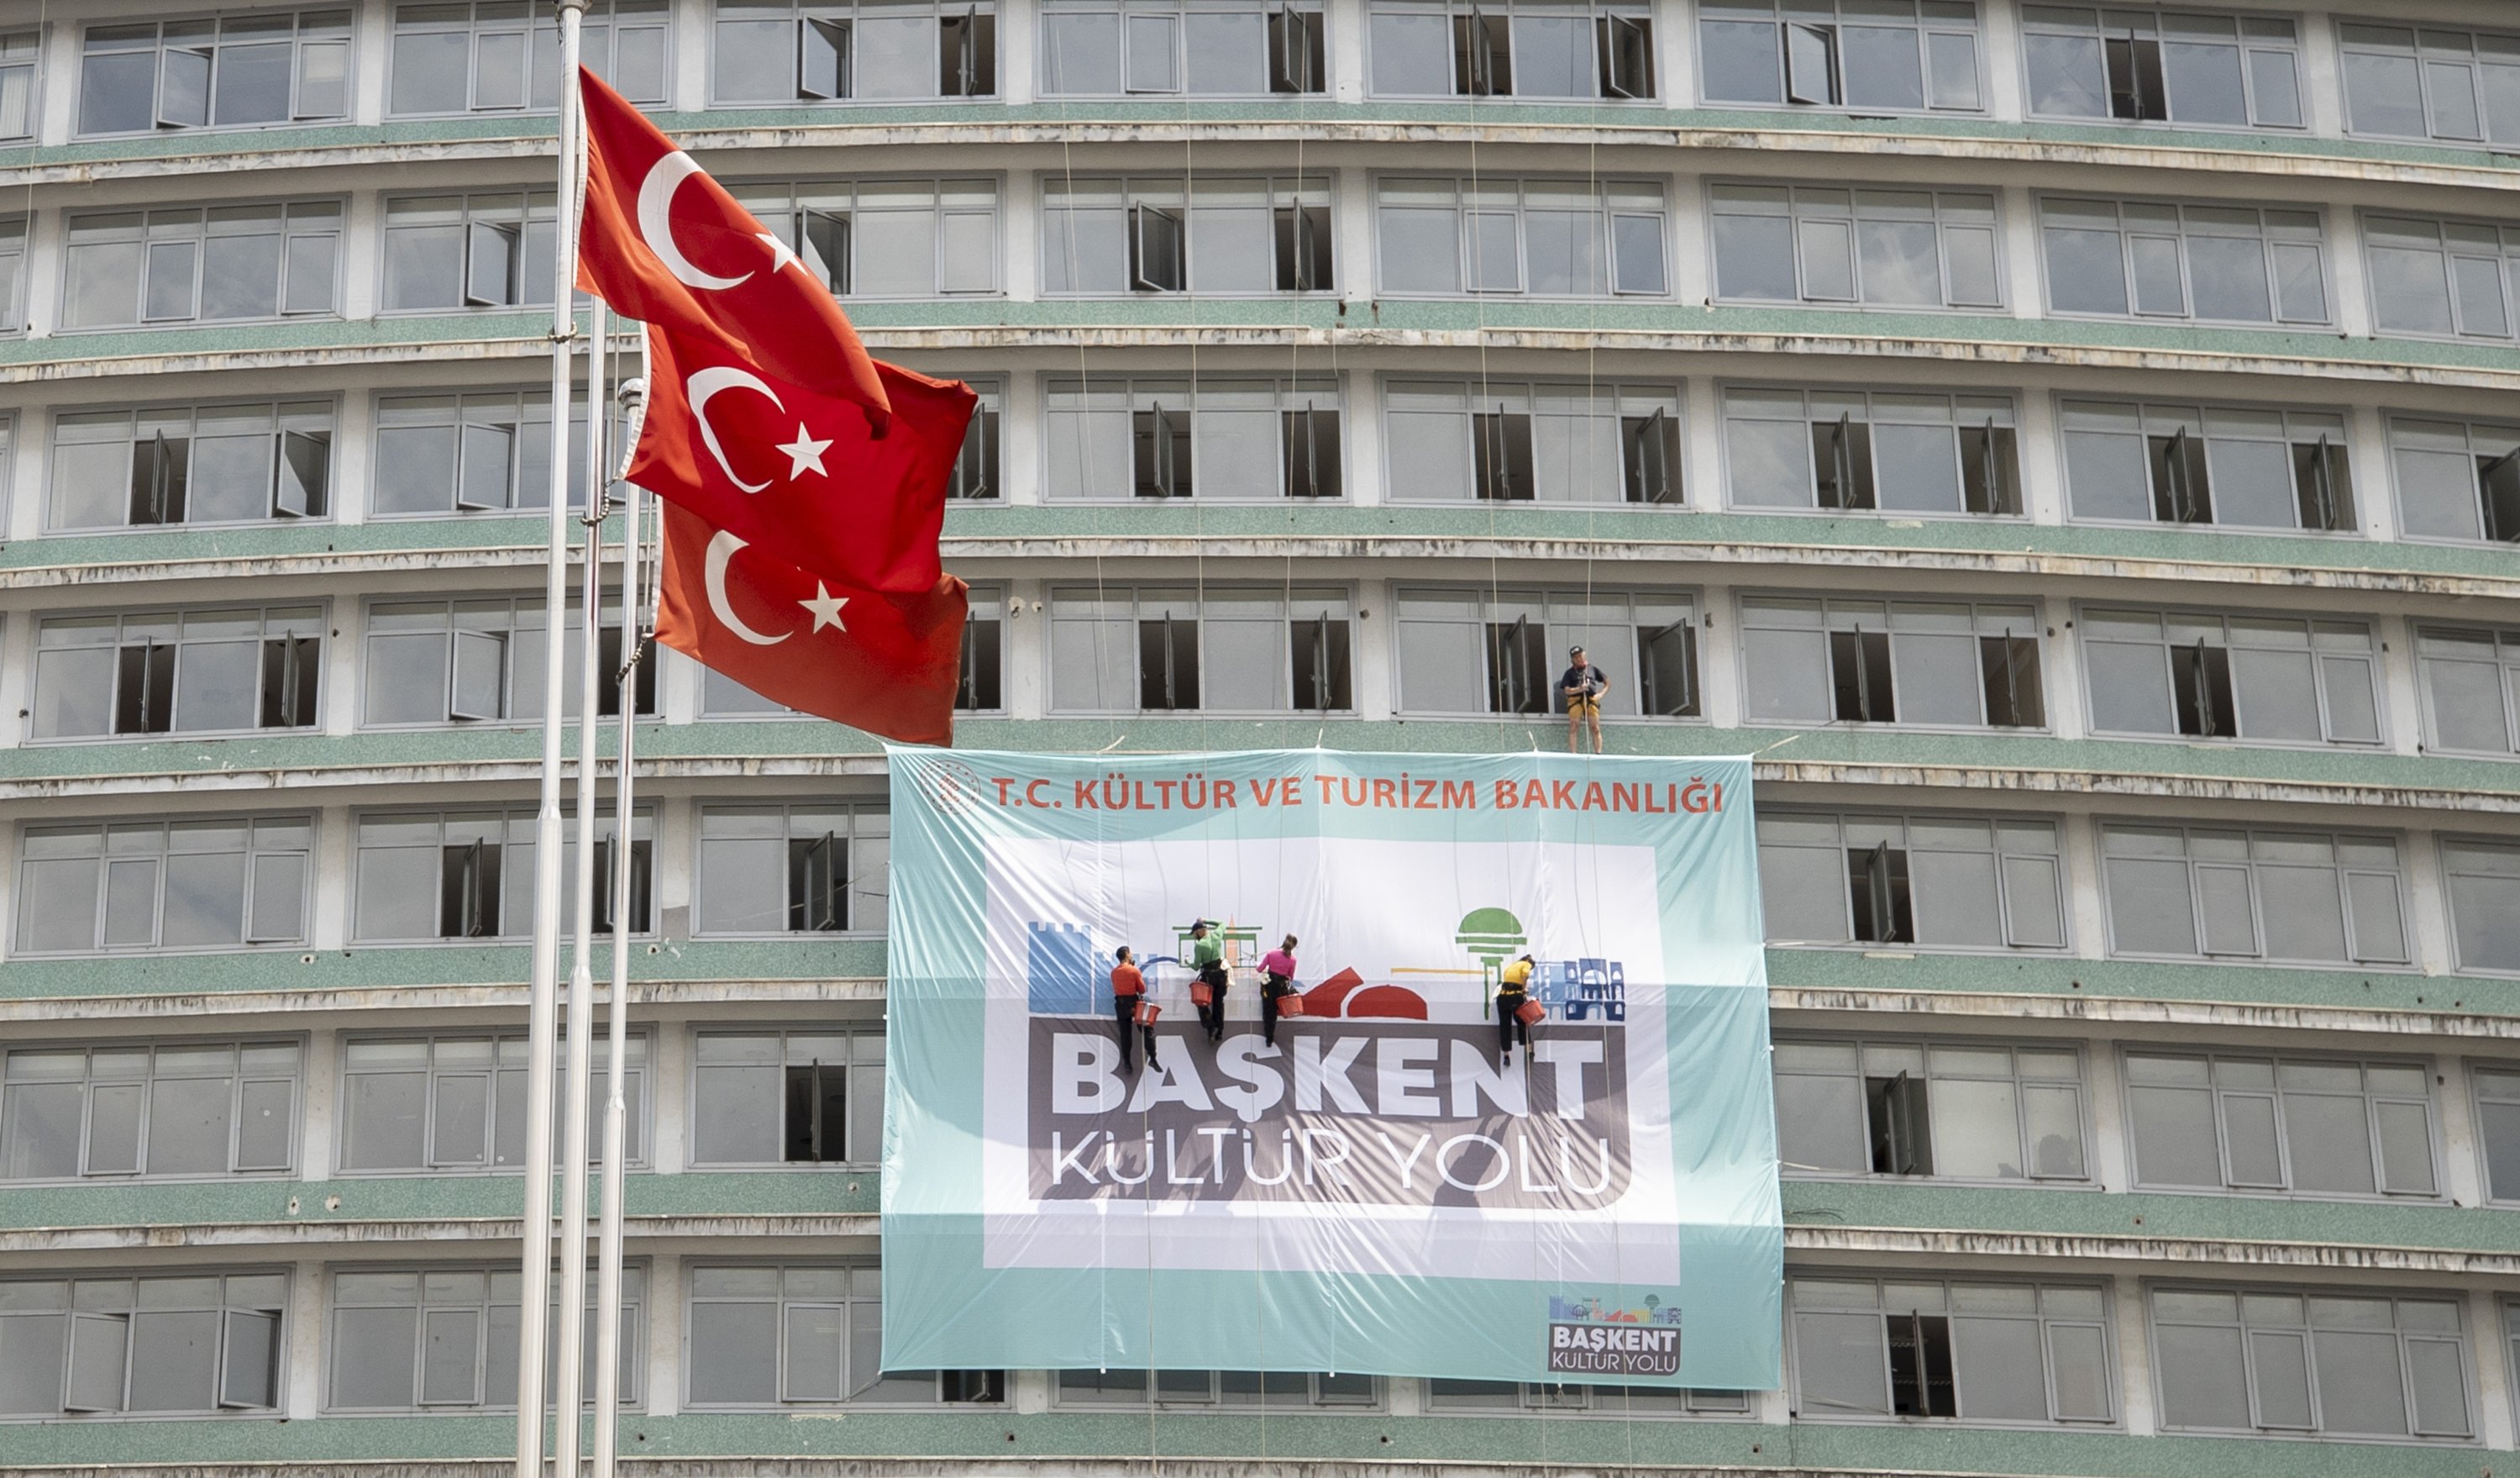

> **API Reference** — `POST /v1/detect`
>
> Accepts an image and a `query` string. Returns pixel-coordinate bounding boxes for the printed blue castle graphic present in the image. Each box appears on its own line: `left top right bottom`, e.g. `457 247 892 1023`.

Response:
1026 923 1099 1013
1533 958 1627 1023
1550 1294 1683 1326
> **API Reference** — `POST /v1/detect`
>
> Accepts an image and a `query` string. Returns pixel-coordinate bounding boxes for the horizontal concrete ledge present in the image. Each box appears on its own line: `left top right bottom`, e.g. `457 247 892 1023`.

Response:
0 977 885 1023
0 1464 1858 1478
0 1213 877 1254
1792 1223 2520 1276
1772 988 2520 1040
0 334 548 387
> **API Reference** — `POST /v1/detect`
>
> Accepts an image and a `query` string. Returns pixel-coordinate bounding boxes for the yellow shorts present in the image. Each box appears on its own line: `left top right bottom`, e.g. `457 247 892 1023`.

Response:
1567 695 1600 717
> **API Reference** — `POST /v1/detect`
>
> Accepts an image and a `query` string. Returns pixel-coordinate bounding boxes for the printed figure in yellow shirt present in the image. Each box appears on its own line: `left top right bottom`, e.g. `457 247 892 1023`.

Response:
1496 954 1537 1065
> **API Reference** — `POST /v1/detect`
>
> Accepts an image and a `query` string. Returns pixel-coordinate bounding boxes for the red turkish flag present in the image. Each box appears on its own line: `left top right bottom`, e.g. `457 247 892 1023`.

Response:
628 327 972 595
575 66 889 429
654 502 965 746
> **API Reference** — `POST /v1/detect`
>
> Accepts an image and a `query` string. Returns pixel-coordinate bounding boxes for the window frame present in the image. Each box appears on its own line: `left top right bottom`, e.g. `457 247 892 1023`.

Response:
2052 395 2357 534
333 1028 654 1176
2146 1282 2475 1441
13 814 317 958
2017 5 2305 131
1038 375 1346 502
1043 582 1359 716
29 601 327 742
0 215 32 334
1696 0 1987 116
2094 820 2412 968
706 0 1003 105
2413 623 2520 757
2360 208 2520 346
377 189 560 315
1364 0 1656 103
2120 1045 2442 1201
0 1035 305 1185
74 10 355 139
1382 376 1685 507
1719 383 2021 518
1040 173 1335 298
1422 1378 1750 1415
1755 809 2069 954
2337 20 2520 146
2035 192 2331 328
1786 1271 2119 1427
0 32 43 145
346 806 656 944
2440 835 2520 977
321 1260 648 1412
686 1023 887 1170
1054 1368 1385 1409
2074 603 2386 750
690 799 889 939
1772 1034 2092 1184
369 387 595 519
1389 583 1704 721
0 1266 291 1419
1373 174 1671 300
385 0 671 118
1705 180 2007 312
1734 592 2050 733
60 199 345 329
1042 0 1331 97
736 176 1005 300
45 398 339 532
680 1260 1005 1409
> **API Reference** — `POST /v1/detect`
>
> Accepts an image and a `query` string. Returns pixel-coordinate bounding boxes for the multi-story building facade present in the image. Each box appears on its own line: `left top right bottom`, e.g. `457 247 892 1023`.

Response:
5 1 2520 1473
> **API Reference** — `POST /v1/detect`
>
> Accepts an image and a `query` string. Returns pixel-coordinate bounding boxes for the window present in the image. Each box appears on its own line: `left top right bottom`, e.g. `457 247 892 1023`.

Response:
2340 24 2520 145
1738 597 2044 728
1775 1039 2083 1180
2475 1067 2520 1202
1709 184 2000 308
390 0 669 114
327 1266 643 1410
0 1270 285 1417
738 179 1000 298
690 1028 883 1165
695 802 888 935
339 1033 647 1172
1048 586 1355 713
33 607 320 740
2443 839 2520 975
1698 0 1981 112
78 13 350 135
1378 178 1666 297
1395 586 1698 718
950 383 1001 499
2098 824 2408 965
2059 401 2353 531
2040 197 2326 324
1059 1370 1378 1407
1046 0 1325 94
706 587 1005 714
2388 416 2520 544
713 0 998 102
2417 627 2520 756
362 596 656 726
1368 0 1651 99
2080 608 2380 745
0 34 38 141
1426 1381 1747 1414
2150 1287 2470 1438
1043 176 1331 295
350 810 653 943
1 1041 297 1182
2365 215 2520 342
1756 813 2065 950
685 1264 1000 1407
2124 1050 2434 1198
1045 377 1340 500
1790 1276 2113 1424
1724 387 2015 514
373 390 600 516
2021 6 2298 127
62 203 342 329
0 217 29 332
48 402 332 530
381 192 557 312
17 818 312 956
1385 380 1680 504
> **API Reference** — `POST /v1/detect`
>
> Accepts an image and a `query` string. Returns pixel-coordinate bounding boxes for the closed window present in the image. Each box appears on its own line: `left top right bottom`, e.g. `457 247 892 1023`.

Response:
2080 608 2380 745
350 810 652 943
17 818 312 956
1710 182 1999 308
372 390 596 516
2443 839 2520 975
2365 215 2520 342
62 203 341 329
2150 1287 2470 1438
1046 0 1324 94
1045 377 1339 500
1044 176 1331 295
1060 1370 1377 1407
1385 379 1680 505
338 1033 648 1172
33 607 320 739
2059 400 2352 531
381 192 557 312
1394 586 1699 718
2125 1050 2435 1198
1775 1039 2084 1181
2340 24 2520 145
1756 813 2065 950
0 34 39 142
1724 387 2015 514
738 179 999 298
695 802 888 935
1739 596 2044 728
1368 0 1652 100
2021 7 2300 127
1427 1380 1747 1413
2388 416 2520 544
2099 824 2408 965
0 217 28 332
0 1270 286 1418
1790 1275 2113 1424
326 1266 643 1410
690 1028 883 1166
1048 586 1354 714
362 596 655 726
685 1264 1001 1407
1699 0 1980 112
2475 1067 2520 1202
713 0 998 102
2417 626 2520 756
1378 177 1666 297
390 0 668 114
49 402 332 530
2041 197 2326 324
77 12 350 135
1 1041 298 1182
707 586 1004 714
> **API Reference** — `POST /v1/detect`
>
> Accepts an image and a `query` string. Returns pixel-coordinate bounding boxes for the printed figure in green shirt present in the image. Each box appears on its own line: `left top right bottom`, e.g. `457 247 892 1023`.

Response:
1189 919 1229 1043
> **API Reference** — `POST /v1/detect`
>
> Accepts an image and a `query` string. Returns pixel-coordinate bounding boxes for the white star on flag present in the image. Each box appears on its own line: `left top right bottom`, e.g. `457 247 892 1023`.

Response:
756 230 801 276
776 424 833 479
799 583 849 634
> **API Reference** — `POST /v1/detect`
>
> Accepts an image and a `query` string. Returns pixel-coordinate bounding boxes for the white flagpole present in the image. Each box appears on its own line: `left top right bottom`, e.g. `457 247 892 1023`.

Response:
590 335 651 1478
518 3 586 1473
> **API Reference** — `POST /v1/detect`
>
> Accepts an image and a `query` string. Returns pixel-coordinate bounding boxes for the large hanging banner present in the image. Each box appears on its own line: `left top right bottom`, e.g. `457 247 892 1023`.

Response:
881 749 1778 1388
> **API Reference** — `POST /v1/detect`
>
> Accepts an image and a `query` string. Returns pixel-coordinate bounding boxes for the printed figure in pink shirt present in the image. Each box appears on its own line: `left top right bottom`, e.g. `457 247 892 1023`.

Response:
1258 934 1300 1047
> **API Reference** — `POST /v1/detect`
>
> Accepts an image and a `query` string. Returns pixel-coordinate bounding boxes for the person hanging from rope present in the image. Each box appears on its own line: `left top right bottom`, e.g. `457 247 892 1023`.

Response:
1257 934 1300 1047
1189 919 1230 1044
1110 945 1158 1073
1496 953 1539 1067
1562 644 1610 755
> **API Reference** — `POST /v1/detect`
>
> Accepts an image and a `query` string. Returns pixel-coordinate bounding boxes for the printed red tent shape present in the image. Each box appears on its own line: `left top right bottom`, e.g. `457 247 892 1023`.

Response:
1299 968 1428 1020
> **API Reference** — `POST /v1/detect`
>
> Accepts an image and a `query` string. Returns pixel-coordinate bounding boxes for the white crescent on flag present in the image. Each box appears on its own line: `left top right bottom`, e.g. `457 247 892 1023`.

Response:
686 366 784 494
703 530 791 646
637 150 751 292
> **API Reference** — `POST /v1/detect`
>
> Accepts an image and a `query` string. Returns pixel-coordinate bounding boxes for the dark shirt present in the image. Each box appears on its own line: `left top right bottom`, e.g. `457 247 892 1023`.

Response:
1561 665 1609 710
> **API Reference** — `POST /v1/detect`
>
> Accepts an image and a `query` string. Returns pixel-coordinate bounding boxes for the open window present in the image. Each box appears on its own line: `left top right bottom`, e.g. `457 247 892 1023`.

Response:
114 639 176 734
440 837 501 939
798 16 850 97
1960 418 2019 514
950 402 998 498
804 208 850 294
458 420 518 511
2171 639 2234 738
157 47 213 129
1622 407 1679 503
1452 6 1511 95
64 1312 129 1412
1865 1067 1931 1173
1828 625 1894 722
1884 1307 1956 1416
793 831 845 930
2103 26 2167 121
1128 202 1186 291
1484 614 1548 713
1273 200 1332 291
1848 842 1913 944
783 1053 851 1161
1786 23 1840 105
260 634 322 728
275 429 329 517
939 7 995 96
957 615 1003 709
449 629 508 721
129 429 189 526
2149 426 2213 523
1473 408 1533 500
465 220 520 307
1812 414 1875 510
1269 5 1325 93
1638 618 1698 717
1132 402 1191 497
2291 434 2353 532
1137 615 1200 709
1598 14 1652 98
2480 448 2520 542
217 1308 283 1410
1291 614 1352 712
1978 629 2043 728
1282 402 1339 497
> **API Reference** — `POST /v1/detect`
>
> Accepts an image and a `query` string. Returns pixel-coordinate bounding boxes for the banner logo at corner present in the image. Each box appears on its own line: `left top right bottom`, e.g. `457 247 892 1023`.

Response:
1546 1295 1681 1376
